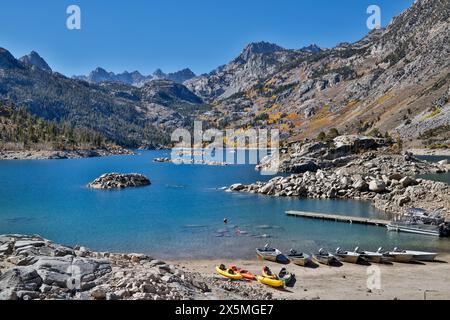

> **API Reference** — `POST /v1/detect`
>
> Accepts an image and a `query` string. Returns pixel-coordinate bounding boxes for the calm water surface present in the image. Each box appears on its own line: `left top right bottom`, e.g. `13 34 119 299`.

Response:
417 155 450 184
0 151 449 259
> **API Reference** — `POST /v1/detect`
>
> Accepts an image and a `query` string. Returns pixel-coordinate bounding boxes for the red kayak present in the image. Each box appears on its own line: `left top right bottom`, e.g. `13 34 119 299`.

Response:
229 266 256 281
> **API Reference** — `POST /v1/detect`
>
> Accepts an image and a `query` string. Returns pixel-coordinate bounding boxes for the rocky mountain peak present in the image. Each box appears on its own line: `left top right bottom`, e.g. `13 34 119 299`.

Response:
0 48 23 70
19 51 52 72
89 67 114 82
300 44 323 53
152 69 166 79
166 68 196 83
92 67 109 75
237 41 285 62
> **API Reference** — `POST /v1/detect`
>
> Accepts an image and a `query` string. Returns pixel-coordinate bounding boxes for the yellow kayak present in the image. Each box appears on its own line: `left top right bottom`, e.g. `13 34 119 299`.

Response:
215 266 243 280
257 275 285 288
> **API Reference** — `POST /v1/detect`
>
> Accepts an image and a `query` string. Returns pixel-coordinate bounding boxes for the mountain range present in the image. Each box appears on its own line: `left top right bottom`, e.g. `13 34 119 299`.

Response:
73 67 196 87
0 0 448 150
0 48 207 148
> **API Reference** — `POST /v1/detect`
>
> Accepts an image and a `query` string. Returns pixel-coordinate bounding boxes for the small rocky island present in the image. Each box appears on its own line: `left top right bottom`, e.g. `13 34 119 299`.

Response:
88 173 151 190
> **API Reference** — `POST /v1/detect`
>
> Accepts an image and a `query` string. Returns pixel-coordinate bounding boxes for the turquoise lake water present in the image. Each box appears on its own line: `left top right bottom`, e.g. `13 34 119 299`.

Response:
417 155 450 184
0 151 449 259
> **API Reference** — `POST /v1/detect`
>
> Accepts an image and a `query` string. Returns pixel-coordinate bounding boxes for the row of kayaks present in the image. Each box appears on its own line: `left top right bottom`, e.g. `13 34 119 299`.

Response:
215 265 256 281
256 245 438 265
215 264 293 288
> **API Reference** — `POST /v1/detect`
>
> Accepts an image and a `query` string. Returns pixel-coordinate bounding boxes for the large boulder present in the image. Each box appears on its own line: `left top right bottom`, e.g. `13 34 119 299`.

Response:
32 256 112 289
0 242 13 255
353 179 369 192
229 183 245 191
88 173 151 190
333 135 382 151
369 179 386 193
400 176 418 188
295 142 328 158
259 182 275 195
0 267 43 300
291 161 319 173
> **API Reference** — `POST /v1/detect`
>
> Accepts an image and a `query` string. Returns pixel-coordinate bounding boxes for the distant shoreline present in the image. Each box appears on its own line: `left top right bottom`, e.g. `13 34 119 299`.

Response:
410 149 450 156
0 148 134 160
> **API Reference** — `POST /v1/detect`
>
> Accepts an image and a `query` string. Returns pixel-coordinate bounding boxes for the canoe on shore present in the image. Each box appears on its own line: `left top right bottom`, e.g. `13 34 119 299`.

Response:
313 249 336 265
390 248 438 262
287 250 311 266
334 247 361 264
354 247 383 263
256 245 289 264
380 248 414 263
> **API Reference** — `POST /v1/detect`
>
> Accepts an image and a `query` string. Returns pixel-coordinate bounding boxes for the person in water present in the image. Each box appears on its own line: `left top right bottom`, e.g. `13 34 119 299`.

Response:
223 218 228 224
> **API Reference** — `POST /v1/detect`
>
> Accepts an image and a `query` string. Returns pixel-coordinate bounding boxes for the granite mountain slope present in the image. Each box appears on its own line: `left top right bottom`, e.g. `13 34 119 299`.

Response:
187 0 450 148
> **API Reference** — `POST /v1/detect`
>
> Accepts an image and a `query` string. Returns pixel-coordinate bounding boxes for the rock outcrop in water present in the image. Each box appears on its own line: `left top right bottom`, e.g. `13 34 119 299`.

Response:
230 135 450 217
0 235 270 300
256 134 449 175
88 173 151 190
228 168 450 217
256 135 445 175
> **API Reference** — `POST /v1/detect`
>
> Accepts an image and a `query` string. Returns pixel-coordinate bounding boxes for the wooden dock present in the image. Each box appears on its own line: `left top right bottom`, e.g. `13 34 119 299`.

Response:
286 210 389 227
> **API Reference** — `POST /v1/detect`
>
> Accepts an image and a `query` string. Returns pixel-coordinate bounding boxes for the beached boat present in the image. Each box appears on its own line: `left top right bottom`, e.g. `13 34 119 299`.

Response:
312 248 336 265
256 245 289 263
391 248 438 262
287 249 311 266
379 247 414 263
354 247 383 263
334 247 360 263
387 208 450 237
387 221 442 236
215 265 243 280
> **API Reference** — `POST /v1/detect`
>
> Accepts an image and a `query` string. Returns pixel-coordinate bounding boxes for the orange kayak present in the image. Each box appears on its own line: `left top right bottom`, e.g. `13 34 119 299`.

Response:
230 266 256 281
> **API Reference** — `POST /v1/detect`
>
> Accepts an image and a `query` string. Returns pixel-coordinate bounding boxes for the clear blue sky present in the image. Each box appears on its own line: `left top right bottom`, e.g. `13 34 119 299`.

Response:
0 0 414 76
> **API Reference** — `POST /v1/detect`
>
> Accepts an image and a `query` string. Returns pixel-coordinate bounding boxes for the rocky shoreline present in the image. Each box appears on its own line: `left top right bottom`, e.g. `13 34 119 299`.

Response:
231 136 450 217
0 235 269 300
229 169 450 217
257 136 446 176
0 148 134 161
